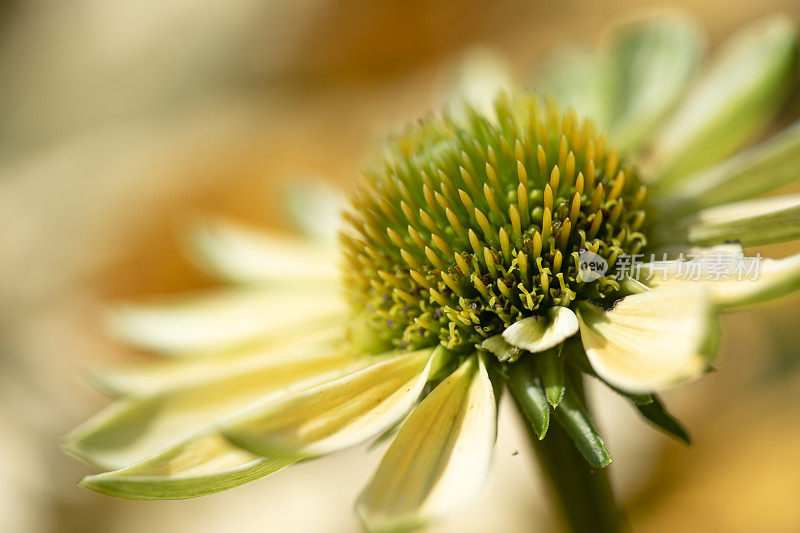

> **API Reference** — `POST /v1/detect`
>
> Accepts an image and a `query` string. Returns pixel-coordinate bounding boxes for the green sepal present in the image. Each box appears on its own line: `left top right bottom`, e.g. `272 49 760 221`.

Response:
553 381 612 469
537 346 565 407
634 395 691 445
507 360 550 440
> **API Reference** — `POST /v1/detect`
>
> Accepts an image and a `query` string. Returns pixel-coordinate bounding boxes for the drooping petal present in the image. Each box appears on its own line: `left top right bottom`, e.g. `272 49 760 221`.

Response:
502 306 579 353
647 15 799 184
643 251 800 309
607 12 704 152
282 178 348 245
184 216 340 285
222 348 435 459
678 193 800 247
108 287 345 355
535 48 614 129
356 355 496 532
91 327 343 397
62 346 363 470
577 287 718 393
660 119 800 212
79 433 293 500
441 47 517 121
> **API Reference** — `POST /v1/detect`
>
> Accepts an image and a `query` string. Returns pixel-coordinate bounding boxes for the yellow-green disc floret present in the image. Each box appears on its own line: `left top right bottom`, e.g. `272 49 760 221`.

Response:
341 91 650 355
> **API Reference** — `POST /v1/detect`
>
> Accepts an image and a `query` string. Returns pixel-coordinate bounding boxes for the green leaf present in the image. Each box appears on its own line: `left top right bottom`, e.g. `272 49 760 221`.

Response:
537 347 565 407
634 395 691 445
507 360 550 439
553 381 612 468
649 15 799 185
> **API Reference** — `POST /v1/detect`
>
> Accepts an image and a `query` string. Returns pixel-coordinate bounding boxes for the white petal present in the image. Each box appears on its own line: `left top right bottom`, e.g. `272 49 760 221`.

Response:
647 15 799 184
63 346 363 470
644 251 800 309
536 48 614 129
282 178 348 245
356 355 496 532
661 119 800 211
439 46 516 122
108 287 345 355
184 216 340 285
607 12 704 151
680 193 800 247
502 307 579 353
79 433 293 500
222 348 435 459
577 287 717 393
91 327 343 397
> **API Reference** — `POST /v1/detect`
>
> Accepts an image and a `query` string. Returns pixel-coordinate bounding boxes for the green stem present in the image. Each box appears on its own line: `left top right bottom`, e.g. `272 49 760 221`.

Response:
508 369 624 533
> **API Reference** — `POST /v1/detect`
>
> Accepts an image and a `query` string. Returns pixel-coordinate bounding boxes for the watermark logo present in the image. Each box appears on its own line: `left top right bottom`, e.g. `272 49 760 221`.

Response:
578 249 608 282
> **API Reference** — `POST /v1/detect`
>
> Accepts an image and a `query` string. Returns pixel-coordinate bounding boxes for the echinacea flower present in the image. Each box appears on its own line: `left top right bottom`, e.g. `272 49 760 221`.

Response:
65 12 800 532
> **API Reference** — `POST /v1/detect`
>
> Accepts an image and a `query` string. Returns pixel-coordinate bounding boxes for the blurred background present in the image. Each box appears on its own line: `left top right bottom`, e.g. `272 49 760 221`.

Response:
2 0 800 532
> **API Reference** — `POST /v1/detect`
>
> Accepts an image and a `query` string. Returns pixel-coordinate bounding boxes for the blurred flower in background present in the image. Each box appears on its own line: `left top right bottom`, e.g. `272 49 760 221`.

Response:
2 1 800 532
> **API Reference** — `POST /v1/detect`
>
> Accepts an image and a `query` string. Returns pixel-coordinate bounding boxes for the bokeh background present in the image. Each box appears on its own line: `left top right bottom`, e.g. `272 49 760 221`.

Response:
2 1 800 532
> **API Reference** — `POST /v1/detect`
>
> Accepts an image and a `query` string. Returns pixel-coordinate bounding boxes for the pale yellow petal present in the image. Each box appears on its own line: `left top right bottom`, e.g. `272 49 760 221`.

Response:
644 251 800 309
648 15 799 183
502 306 579 353
577 287 717 393
91 327 342 397
108 287 345 355
680 193 800 247
185 216 340 285
63 345 363 470
79 433 293 500
222 348 435 459
356 355 496 532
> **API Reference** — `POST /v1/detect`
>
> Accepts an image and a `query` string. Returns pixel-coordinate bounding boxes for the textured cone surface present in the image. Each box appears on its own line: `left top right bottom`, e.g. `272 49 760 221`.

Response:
341 91 650 354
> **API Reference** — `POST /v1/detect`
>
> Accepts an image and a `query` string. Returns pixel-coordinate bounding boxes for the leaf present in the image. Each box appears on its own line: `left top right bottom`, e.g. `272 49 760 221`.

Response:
634 396 691 444
552 381 612 468
507 360 550 439
537 347 565 407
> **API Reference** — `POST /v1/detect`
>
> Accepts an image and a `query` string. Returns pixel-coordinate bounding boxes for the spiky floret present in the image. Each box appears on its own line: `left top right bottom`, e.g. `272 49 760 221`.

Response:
341 91 650 355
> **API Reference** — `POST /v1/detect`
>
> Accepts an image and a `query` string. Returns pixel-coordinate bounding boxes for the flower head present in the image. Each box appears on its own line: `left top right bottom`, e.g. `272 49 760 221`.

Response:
64 12 800 532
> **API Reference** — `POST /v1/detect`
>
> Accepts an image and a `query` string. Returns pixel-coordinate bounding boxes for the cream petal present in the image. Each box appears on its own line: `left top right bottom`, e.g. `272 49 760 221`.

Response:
607 12 704 152
660 119 800 211
108 287 345 355
91 327 343 397
679 193 800 247
282 178 347 246
441 47 516 122
502 306 579 353
62 346 363 470
643 251 800 309
577 287 717 394
222 348 435 459
184 216 340 285
79 433 293 500
536 48 614 129
356 355 496 532
647 15 799 184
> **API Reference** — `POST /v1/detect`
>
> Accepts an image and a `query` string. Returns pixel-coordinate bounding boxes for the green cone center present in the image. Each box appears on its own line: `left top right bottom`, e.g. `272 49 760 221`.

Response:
341 91 650 354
